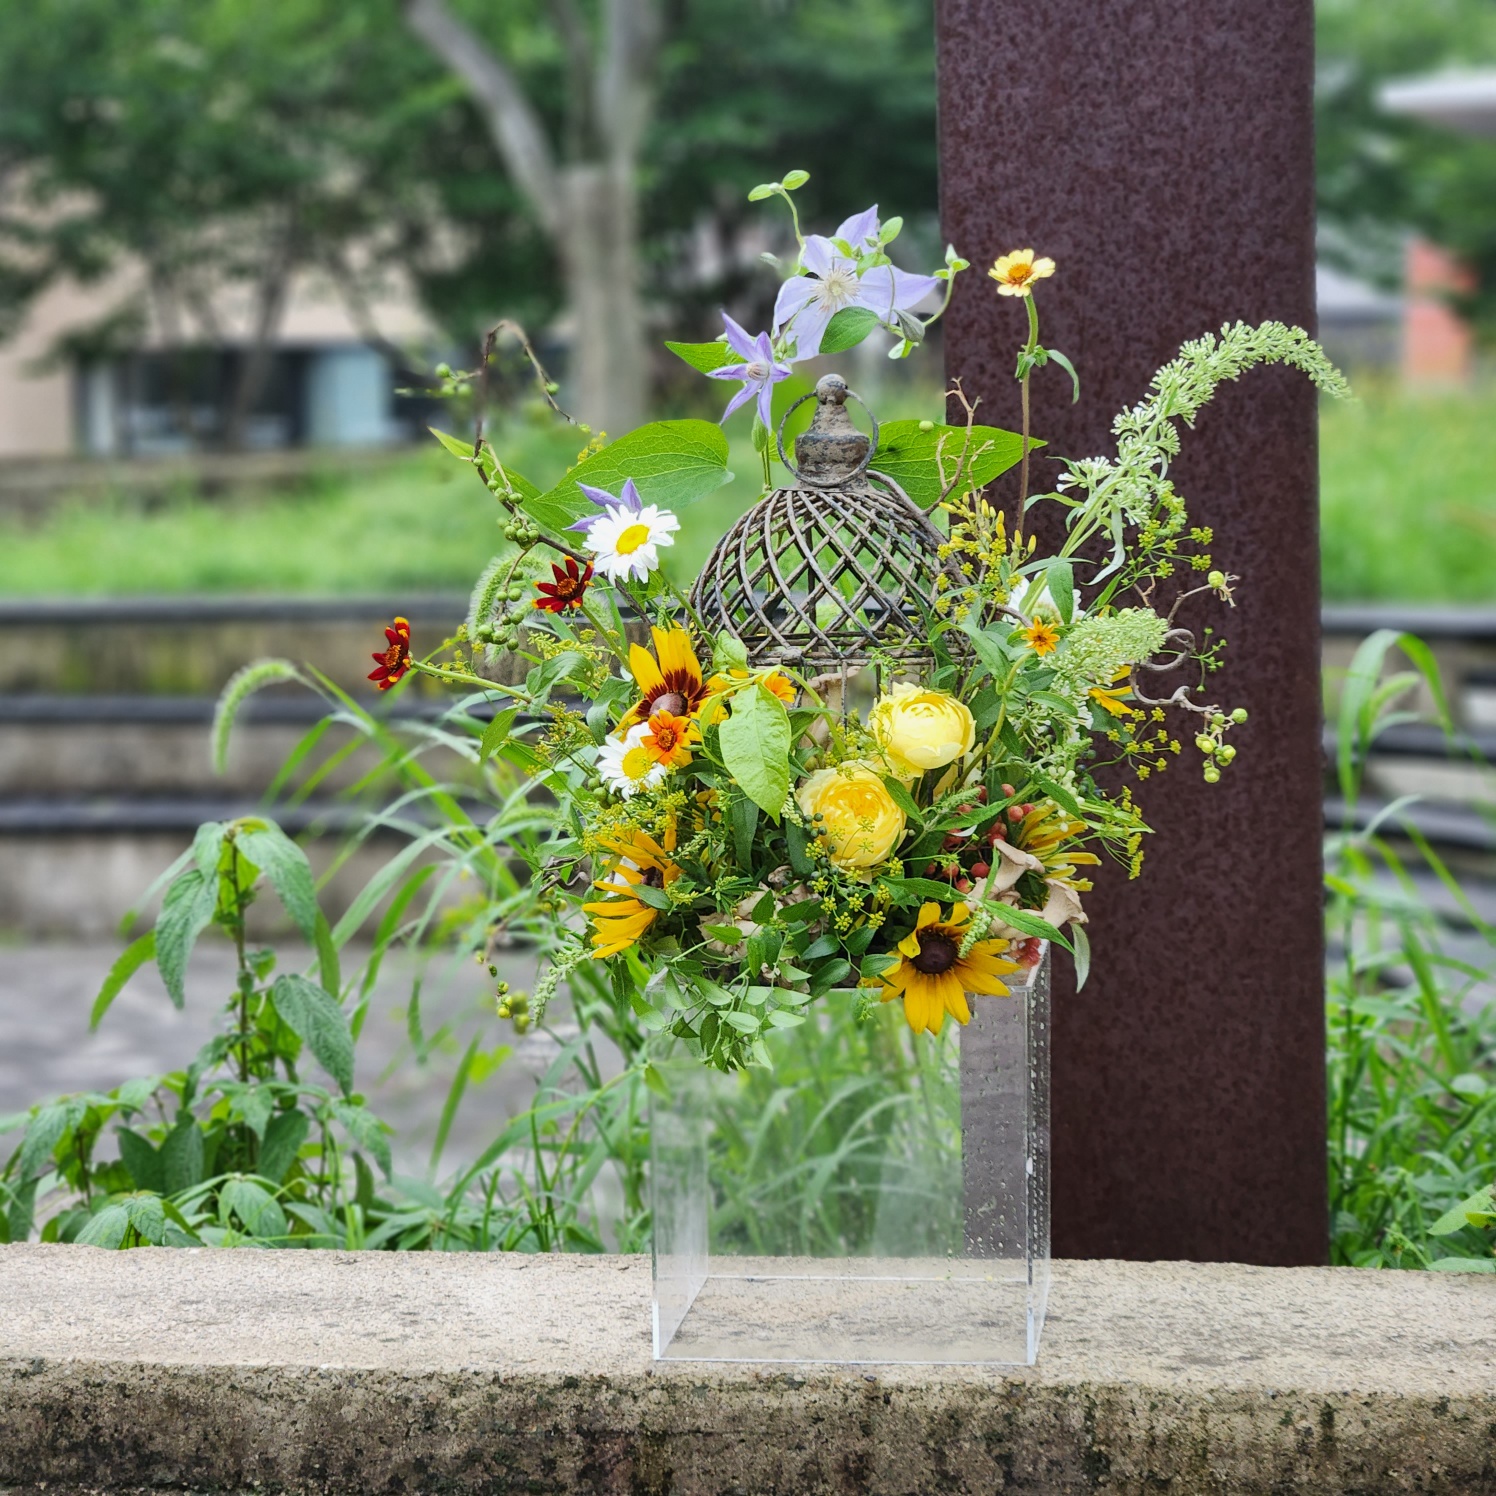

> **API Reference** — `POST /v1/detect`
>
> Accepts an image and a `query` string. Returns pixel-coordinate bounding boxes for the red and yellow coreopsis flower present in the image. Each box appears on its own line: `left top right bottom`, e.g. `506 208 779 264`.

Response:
368 616 411 691
532 557 594 613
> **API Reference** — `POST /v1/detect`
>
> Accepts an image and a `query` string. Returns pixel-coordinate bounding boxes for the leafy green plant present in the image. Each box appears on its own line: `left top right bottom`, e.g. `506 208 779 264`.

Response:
1326 629 1496 1271
0 816 397 1247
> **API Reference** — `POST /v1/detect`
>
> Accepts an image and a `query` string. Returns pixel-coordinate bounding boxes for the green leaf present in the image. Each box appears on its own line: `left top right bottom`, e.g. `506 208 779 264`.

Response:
222 1177 289 1241
1430 1187 1496 1236
271 975 355 1097
75 1204 131 1249
880 775 923 825
235 823 318 945
330 1100 392 1179
1071 922 1091 991
524 419 731 533
747 182 776 202
258 1110 310 1185
1047 558 1075 624
191 821 228 879
731 795 759 869
1429 1257 1496 1273
984 902 1073 953
720 1011 760 1033
116 1130 165 1193
1046 347 1081 402
820 306 883 355
155 869 218 1009
872 419 1042 508
703 923 744 945
90 931 156 1031
665 339 736 375
630 882 672 911
719 683 792 820
161 1117 205 1194
780 169 810 190
18 1099 85 1180
880 876 962 905
314 911 341 1005
479 707 518 764
960 622 1014 682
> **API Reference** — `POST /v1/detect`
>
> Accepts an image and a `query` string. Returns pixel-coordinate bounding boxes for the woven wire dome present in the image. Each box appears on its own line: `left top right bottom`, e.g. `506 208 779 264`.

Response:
691 375 952 675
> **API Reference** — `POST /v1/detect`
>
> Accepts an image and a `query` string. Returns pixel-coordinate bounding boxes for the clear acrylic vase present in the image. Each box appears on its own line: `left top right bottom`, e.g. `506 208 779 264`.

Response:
650 947 1050 1366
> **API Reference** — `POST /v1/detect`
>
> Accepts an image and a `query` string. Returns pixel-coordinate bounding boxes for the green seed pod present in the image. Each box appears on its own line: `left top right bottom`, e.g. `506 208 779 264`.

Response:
1216 745 1236 765
1203 766 1221 784
1231 708 1249 724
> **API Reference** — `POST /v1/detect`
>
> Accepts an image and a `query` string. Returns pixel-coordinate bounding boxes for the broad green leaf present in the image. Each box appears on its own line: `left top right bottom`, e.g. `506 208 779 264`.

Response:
221 1177 288 1240
731 795 759 869
1429 1257 1496 1273
116 1129 165 1193
191 821 227 879
236 823 318 945
524 419 731 533
718 683 793 820
75 1204 130 1249
1430 1187 1496 1237
161 1117 205 1194
820 306 883 355
1046 558 1075 624
479 707 518 764
90 931 156 1031
330 1100 392 1179
258 1110 310 1185
720 1011 760 1033
872 419 1041 508
18 1099 85 1180
155 869 217 1009
272 975 355 1097
665 339 735 375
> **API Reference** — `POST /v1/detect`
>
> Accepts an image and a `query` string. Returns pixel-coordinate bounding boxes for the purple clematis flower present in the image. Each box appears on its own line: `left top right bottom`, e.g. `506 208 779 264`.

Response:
567 476 643 537
772 206 941 360
705 312 792 428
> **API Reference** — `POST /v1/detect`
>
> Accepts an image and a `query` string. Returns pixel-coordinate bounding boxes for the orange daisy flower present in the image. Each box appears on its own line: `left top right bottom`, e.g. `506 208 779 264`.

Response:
1020 618 1060 656
368 617 411 690
641 709 700 768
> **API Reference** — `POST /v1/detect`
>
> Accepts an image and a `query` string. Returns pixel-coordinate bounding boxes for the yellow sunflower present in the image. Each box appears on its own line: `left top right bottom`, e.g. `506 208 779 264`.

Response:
583 824 680 959
617 627 709 732
880 902 1020 1035
1011 801 1101 890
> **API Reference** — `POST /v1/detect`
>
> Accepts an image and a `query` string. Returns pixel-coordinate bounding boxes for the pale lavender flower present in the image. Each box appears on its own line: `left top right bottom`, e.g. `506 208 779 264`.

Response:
567 476 644 537
705 312 792 428
772 216 941 359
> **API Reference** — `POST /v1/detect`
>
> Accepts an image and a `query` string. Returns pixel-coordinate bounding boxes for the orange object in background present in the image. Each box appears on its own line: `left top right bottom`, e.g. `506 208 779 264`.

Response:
1403 236 1475 386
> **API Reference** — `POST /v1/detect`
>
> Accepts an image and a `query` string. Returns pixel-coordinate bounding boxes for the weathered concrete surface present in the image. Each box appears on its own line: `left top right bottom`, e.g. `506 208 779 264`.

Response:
1 1247 1493 1494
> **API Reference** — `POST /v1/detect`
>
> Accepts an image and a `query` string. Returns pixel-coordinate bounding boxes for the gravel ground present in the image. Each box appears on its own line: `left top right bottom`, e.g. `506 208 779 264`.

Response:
0 939 568 1177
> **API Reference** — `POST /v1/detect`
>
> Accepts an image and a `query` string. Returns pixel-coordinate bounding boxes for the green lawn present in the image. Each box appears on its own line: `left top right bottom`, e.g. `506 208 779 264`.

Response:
0 381 1493 602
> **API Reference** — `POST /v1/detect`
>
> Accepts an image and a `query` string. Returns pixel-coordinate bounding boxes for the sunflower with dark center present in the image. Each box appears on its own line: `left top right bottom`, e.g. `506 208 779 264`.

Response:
617 626 710 731
880 901 1020 1035
533 557 594 613
368 616 411 691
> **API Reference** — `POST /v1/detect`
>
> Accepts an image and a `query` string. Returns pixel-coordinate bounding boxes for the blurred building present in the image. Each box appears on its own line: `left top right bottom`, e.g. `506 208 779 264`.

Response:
1380 68 1496 387
0 263 439 461
1315 263 1402 372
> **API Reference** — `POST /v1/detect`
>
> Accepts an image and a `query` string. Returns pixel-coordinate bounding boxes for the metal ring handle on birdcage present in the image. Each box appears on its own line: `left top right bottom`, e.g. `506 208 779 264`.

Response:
775 388 880 489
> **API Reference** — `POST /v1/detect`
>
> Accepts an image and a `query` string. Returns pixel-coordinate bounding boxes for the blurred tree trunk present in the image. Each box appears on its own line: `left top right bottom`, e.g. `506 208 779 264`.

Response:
405 0 659 438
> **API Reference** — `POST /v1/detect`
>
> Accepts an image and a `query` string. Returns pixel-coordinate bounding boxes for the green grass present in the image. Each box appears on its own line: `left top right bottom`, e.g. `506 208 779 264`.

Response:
1320 379 1496 603
2 380 1495 602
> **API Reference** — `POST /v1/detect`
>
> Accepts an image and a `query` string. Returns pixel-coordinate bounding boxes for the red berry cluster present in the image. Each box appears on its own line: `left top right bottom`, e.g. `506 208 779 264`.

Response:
923 783 1037 894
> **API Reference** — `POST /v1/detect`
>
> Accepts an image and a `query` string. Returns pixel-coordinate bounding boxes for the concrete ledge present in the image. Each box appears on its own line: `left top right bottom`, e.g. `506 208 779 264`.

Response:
1 1245 1493 1495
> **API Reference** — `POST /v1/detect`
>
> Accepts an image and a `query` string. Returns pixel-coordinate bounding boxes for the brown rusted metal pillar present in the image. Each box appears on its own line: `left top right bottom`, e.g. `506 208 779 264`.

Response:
937 0 1327 1263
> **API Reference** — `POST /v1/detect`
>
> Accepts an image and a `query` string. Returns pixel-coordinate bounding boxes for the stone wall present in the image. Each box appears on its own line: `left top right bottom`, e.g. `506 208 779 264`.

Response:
1 1245 1493 1494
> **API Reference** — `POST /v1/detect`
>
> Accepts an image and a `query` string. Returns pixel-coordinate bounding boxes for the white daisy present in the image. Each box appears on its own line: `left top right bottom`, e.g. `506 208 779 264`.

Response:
596 723 669 798
585 503 680 582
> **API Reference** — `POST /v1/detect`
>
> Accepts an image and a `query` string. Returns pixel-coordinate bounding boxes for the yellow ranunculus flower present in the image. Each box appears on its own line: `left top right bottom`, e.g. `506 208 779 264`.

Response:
795 761 906 871
869 683 976 778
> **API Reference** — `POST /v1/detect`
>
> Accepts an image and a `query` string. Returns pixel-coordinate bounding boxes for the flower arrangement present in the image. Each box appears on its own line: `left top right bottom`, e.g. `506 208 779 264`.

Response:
383 171 1347 1072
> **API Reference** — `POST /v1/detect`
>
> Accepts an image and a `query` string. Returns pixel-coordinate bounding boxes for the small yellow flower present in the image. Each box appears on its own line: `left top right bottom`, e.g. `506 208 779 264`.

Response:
1020 619 1060 656
988 248 1055 298
1089 669 1134 718
796 761 906 871
869 683 976 779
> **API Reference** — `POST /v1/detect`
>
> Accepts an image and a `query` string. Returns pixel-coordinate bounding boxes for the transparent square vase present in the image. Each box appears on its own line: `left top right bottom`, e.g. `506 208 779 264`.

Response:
650 946 1050 1367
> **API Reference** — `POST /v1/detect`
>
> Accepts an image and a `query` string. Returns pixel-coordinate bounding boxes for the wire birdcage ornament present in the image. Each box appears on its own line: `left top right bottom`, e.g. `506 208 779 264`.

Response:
691 374 954 684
